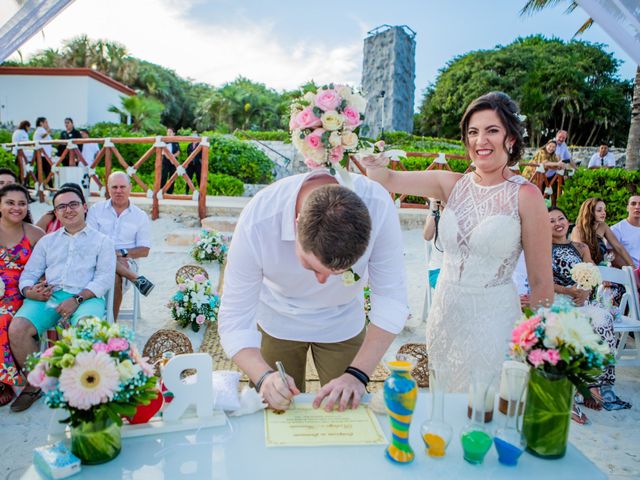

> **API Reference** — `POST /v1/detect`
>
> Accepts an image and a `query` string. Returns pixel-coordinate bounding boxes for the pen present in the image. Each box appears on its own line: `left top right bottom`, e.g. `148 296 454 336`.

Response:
275 361 295 409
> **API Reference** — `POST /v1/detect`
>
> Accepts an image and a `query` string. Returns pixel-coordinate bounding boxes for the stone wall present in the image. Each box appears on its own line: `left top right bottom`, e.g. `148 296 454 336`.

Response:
361 26 416 139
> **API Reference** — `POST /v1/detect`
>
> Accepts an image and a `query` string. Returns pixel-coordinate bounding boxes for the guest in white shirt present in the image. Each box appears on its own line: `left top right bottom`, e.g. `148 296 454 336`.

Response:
33 117 53 186
218 170 408 412
87 172 154 319
611 195 640 268
11 120 32 165
79 129 100 167
9 186 115 410
588 144 617 169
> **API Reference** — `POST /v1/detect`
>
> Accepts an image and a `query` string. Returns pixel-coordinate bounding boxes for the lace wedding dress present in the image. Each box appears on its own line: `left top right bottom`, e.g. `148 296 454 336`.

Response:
426 173 527 392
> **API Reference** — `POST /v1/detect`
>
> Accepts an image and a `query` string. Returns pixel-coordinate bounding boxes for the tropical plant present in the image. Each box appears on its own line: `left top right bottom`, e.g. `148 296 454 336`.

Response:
108 96 164 132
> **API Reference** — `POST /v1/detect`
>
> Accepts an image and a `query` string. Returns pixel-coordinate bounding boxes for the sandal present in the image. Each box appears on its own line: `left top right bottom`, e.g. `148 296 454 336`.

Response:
584 387 603 411
10 387 42 412
0 383 15 406
571 404 590 425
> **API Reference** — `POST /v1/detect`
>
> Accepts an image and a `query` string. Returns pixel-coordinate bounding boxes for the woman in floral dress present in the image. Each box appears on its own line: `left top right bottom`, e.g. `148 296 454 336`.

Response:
0 184 44 405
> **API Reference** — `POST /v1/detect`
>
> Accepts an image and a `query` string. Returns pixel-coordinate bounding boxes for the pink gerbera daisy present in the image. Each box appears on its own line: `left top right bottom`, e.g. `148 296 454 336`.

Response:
59 351 119 410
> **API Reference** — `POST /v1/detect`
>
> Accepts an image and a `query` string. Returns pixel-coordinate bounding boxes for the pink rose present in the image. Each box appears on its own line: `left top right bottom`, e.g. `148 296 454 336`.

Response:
329 146 344 163
193 274 206 283
315 89 342 111
544 349 560 366
107 338 129 353
527 349 546 368
305 129 325 149
511 316 540 351
27 362 46 387
178 284 187 292
41 347 55 358
295 107 322 129
194 236 200 242
289 115 299 130
305 158 323 169
93 342 109 353
195 314 206 325
342 106 361 128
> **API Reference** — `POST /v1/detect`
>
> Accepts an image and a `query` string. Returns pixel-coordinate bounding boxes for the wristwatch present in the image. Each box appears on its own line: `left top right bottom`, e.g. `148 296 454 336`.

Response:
119 248 129 258
73 294 85 305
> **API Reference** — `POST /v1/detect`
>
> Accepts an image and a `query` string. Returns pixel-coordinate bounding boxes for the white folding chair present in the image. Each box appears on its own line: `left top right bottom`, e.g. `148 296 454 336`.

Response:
598 265 640 366
421 241 433 323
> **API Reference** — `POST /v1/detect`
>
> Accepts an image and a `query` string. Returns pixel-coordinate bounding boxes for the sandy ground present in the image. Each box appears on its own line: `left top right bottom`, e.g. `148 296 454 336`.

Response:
1 203 639 479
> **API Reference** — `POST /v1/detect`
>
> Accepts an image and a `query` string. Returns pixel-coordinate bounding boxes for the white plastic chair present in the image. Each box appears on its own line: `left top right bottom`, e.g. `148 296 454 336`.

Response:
105 265 141 332
598 265 640 366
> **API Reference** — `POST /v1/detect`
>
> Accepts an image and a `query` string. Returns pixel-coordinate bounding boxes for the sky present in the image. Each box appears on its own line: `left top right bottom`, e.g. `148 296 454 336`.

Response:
9 0 637 106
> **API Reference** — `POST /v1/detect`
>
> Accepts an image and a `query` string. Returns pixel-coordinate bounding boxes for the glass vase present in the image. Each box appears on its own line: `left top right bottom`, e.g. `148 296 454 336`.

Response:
522 368 574 459
70 417 122 465
493 366 528 466
420 365 453 458
460 370 495 465
384 355 417 464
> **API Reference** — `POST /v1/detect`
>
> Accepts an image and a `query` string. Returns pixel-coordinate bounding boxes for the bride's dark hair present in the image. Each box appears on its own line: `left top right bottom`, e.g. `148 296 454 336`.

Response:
459 92 525 167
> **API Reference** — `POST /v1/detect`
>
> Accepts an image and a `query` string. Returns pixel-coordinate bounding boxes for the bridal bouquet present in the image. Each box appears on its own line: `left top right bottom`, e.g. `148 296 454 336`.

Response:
25 318 157 426
570 262 601 291
169 274 220 332
509 301 613 394
289 84 367 172
190 229 228 264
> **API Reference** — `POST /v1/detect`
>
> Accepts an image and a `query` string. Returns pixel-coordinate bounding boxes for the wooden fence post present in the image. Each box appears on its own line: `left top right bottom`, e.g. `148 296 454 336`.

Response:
199 137 210 220
152 136 163 220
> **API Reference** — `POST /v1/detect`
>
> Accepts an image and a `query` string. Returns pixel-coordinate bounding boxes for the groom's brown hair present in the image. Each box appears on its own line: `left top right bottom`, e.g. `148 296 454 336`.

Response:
297 184 371 270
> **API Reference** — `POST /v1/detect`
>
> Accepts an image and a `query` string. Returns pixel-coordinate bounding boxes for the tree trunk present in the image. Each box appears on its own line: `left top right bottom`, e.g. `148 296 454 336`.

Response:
625 65 640 171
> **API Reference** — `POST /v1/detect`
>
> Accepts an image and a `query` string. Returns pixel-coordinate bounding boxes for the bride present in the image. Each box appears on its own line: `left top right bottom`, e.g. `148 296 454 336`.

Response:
363 92 554 391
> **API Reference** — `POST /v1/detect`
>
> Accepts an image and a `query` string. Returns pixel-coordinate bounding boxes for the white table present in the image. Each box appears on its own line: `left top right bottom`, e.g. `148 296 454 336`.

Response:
21 393 605 480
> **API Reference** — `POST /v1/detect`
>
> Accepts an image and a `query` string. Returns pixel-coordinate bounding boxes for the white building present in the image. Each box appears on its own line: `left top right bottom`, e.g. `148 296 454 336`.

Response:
0 66 135 129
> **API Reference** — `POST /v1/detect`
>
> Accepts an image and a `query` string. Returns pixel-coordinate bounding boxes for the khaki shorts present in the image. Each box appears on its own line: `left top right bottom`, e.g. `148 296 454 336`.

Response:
258 326 366 393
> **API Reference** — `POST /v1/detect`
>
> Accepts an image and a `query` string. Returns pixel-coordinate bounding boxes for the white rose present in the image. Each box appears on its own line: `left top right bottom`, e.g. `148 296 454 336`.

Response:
342 271 356 286
336 85 352 99
321 111 344 131
328 131 342 147
341 131 359 150
117 359 139 381
346 93 367 113
303 91 316 104
301 142 327 164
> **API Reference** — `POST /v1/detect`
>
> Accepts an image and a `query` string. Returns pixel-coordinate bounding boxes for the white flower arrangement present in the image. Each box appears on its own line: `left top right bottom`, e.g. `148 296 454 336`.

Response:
570 262 601 291
168 274 220 332
190 229 229 265
342 268 360 286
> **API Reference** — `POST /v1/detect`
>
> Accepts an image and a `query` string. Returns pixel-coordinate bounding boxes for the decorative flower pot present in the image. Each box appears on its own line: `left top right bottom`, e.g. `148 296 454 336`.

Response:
384 359 417 464
125 389 164 424
70 418 121 465
522 369 574 459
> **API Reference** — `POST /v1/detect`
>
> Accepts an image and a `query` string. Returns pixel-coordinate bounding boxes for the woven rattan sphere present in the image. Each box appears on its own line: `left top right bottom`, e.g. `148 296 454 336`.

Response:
397 343 429 387
143 329 194 375
175 264 209 284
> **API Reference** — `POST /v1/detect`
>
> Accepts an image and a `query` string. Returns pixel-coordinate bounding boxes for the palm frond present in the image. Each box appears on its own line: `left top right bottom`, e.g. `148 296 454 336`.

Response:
520 0 566 16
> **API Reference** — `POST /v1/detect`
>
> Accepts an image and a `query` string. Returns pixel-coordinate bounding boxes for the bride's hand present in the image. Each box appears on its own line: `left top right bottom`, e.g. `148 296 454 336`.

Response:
360 152 390 170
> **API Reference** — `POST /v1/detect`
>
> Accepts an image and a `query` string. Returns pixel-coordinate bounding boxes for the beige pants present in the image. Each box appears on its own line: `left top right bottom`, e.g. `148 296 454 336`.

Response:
258 326 366 393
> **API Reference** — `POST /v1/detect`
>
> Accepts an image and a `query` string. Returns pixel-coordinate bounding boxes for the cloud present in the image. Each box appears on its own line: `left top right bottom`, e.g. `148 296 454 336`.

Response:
11 0 363 91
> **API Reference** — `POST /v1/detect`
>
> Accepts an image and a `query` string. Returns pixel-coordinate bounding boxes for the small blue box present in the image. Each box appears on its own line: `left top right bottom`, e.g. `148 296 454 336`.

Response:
33 442 81 479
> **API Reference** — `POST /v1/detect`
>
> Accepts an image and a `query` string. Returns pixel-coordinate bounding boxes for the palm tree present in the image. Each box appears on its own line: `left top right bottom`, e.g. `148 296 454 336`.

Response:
109 95 164 132
521 0 639 170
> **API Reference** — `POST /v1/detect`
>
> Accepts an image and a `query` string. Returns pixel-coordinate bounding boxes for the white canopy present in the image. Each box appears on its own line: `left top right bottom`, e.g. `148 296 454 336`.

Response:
0 0 74 62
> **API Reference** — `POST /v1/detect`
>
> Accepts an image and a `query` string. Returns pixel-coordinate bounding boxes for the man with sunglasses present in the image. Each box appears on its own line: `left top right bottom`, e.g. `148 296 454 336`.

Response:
8 186 115 412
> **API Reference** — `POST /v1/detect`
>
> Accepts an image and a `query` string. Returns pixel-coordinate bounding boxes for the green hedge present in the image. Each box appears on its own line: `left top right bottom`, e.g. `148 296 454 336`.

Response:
208 173 244 196
557 169 640 224
233 130 290 142
381 131 465 156
0 129 12 144
203 133 273 184
0 146 17 172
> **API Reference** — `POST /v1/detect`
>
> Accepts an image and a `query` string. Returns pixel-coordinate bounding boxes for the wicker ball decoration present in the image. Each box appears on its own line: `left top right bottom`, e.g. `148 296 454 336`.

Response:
143 329 194 375
175 264 209 284
397 343 429 387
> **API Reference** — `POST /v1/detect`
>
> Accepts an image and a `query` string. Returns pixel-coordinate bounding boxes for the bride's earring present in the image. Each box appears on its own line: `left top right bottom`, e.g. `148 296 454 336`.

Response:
508 144 513 155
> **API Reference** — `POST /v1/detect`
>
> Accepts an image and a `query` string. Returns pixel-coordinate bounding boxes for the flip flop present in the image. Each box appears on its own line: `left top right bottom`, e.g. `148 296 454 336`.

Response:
10 388 42 412
571 404 590 425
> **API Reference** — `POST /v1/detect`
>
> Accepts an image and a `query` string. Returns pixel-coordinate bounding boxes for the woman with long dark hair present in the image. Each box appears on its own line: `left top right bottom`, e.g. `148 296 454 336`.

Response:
0 184 45 406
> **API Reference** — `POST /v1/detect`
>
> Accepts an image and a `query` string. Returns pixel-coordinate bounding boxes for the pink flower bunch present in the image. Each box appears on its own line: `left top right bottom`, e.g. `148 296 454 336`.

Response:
510 315 541 352
527 348 561 367
193 274 206 283
289 84 367 169
107 337 129 352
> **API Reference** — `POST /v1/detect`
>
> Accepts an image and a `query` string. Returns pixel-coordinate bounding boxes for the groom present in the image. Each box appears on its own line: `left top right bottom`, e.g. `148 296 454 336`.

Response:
218 170 408 412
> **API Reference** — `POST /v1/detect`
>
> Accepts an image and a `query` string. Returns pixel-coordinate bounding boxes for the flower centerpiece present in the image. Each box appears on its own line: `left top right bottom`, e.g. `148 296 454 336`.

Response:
190 229 228 265
570 262 601 291
25 318 157 464
509 300 614 458
168 274 220 332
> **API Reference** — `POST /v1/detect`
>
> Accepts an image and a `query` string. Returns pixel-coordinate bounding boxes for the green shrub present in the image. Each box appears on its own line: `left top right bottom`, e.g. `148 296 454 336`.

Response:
0 129 12 144
233 130 290 142
203 133 273 184
382 132 465 156
207 173 244 196
0 146 17 173
557 169 640 223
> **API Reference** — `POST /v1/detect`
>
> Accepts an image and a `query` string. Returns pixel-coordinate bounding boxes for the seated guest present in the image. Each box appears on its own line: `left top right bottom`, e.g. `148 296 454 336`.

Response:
523 140 565 179
0 184 45 407
611 194 640 269
8 186 115 412
87 172 154 319
588 144 616 169
0 168 18 189
35 183 85 233
549 207 630 422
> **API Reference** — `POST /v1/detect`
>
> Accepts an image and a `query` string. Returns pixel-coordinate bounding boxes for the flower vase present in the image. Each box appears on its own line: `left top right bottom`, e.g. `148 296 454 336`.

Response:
70 418 121 465
420 366 453 458
493 366 528 466
460 370 495 465
384 357 417 464
522 368 574 459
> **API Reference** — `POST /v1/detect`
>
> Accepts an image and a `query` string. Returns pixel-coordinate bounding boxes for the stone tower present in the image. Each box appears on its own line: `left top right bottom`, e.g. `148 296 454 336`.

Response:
361 25 416 139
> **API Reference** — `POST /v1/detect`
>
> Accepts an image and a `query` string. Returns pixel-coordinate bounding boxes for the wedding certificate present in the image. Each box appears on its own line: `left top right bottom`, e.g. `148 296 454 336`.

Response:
264 404 387 447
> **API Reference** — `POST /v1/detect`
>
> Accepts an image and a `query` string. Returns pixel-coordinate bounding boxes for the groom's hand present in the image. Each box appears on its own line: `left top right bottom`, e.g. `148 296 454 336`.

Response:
312 373 366 412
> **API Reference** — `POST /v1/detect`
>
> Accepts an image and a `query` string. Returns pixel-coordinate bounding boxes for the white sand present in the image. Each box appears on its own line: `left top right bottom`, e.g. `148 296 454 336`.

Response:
2 205 639 479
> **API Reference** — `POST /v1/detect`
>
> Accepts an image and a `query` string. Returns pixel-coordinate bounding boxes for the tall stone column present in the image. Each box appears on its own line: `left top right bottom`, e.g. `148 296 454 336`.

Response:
361 25 416 139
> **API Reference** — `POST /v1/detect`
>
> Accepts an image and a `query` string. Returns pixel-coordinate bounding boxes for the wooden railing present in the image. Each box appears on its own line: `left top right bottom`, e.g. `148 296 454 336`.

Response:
3 136 209 220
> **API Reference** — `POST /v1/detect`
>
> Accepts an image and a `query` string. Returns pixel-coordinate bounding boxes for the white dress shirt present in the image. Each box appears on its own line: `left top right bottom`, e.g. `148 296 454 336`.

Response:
588 152 616 168
87 200 152 250
81 143 100 166
19 226 116 297
33 126 52 157
218 171 409 358
611 219 640 267
11 129 32 160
